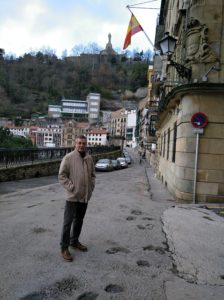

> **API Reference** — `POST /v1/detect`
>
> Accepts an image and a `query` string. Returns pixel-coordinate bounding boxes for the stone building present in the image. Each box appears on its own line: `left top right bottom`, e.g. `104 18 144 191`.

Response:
153 0 224 203
136 66 158 151
63 120 89 147
110 108 137 148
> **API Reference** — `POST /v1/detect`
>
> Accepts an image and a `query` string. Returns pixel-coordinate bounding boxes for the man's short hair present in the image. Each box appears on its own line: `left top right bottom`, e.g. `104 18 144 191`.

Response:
76 135 87 140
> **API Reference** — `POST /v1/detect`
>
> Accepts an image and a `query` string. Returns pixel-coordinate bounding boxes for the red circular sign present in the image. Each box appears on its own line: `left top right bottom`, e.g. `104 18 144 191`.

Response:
191 112 208 128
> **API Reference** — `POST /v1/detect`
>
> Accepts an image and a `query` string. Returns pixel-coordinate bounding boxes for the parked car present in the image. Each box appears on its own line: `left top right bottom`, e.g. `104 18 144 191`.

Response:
95 159 114 171
117 157 128 168
123 149 128 156
111 159 122 170
125 156 132 164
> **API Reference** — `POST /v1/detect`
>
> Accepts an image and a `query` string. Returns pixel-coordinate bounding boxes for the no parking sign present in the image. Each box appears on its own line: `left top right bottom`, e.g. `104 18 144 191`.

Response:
191 112 208 128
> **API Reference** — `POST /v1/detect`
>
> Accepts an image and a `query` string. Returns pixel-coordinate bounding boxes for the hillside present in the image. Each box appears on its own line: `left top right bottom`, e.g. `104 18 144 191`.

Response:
0 52 150 118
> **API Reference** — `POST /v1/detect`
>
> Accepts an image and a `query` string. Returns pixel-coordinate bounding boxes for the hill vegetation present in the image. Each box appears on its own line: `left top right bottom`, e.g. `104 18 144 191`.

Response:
0 127 34 148
0 48 152 118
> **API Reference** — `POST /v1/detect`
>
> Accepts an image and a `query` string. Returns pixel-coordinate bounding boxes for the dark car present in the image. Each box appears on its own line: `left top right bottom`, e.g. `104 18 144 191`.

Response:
111 159 122 170
125 156 132 164
117 157 128 168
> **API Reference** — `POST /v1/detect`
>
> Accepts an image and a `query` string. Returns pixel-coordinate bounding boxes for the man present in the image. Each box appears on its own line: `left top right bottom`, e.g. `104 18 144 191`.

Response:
58 135 95 262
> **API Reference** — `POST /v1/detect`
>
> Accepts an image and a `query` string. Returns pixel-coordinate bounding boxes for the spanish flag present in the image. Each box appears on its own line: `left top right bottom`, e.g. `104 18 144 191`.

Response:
123 14 143 49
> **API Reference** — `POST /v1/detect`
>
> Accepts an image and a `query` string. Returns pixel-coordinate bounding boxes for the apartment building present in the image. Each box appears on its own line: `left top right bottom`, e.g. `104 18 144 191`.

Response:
111 108 127 137
87 129 108 146
35 125 63 148
48 99 88 121
87 93 101 124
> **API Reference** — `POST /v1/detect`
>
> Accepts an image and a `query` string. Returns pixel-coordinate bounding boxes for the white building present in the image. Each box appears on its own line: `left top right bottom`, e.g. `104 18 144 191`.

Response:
126 110 137 148
48 99 88 121
7 126 30 138
35 125 63 148
87 129 108 146
61 99 88 121
48 105 61 118
87 93 101 124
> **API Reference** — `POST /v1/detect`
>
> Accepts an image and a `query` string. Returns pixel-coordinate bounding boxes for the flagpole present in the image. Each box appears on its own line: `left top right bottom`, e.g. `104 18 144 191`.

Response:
126 5 160 55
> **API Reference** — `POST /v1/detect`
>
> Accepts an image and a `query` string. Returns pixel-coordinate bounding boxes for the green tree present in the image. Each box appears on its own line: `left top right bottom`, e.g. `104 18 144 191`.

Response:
0 127 34 149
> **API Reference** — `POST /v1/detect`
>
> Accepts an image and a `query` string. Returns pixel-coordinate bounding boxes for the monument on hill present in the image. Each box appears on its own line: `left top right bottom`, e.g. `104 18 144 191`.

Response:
100 33 121 63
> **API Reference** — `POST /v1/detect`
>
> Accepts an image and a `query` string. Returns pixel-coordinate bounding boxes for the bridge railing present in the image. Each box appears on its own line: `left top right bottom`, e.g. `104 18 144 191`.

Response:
0 146 120 169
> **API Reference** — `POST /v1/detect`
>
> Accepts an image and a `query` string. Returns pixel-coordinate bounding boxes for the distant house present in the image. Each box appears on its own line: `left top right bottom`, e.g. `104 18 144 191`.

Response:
87 129 109 146
7 126 30 138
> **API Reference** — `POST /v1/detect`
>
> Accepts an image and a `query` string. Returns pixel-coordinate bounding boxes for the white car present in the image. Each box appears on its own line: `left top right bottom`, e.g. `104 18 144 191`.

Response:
117 157 128 168
95 159 114 171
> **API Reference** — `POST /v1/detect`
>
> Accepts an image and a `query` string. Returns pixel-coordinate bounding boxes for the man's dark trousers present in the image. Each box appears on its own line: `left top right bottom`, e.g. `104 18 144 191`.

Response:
60 201 88 251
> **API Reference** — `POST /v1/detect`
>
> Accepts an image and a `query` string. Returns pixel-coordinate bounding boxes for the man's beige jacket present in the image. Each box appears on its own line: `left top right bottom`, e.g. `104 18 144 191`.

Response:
58 149 96 202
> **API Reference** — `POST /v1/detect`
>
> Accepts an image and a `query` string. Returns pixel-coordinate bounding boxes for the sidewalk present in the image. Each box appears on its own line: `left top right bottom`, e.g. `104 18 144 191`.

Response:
145 164 224 299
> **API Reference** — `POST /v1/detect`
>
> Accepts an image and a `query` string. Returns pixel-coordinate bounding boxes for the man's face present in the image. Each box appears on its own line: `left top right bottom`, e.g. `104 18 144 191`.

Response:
75 138 87 152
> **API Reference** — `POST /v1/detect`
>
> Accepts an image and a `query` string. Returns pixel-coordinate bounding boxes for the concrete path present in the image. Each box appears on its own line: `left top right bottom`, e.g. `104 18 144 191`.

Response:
0 148 223 299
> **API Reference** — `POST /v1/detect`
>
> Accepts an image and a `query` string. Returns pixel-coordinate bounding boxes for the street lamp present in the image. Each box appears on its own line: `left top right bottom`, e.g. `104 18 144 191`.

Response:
159 32 192 82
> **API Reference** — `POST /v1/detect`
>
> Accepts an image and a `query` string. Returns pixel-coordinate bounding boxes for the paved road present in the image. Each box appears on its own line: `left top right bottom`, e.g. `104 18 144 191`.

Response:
0 149 223 299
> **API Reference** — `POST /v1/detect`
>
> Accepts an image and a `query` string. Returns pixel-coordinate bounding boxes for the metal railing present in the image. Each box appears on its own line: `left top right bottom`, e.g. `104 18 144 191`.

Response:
0 146 120 168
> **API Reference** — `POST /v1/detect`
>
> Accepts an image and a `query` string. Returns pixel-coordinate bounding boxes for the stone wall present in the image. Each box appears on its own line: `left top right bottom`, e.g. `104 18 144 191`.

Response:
157 88 224 203
0 150 121 183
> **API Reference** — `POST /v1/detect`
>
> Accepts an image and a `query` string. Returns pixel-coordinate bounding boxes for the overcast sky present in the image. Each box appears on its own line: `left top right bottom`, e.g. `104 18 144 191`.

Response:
0 0 161 57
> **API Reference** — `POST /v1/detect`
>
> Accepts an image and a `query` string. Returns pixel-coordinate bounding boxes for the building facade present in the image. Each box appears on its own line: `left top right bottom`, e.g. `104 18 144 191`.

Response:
48 99 88 121
87 93 101 124
7 126 30 138
136 66 158 152
63 121 89 147
35 125 63 148
110 108 127 137
126 110 137 148
154 0 224 203
87 129 109 146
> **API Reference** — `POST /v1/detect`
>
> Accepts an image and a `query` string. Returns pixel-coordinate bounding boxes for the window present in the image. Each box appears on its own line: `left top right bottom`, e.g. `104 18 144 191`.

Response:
149 115 157 136
160 135 163 156
89 113 98 118
90 108 98 112
163 132 166 157
167 128 170 160
172 122 177 162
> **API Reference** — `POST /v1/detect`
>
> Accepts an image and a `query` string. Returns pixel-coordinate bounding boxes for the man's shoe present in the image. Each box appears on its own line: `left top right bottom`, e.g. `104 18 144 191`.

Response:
70 241 88 252
61 249 73 262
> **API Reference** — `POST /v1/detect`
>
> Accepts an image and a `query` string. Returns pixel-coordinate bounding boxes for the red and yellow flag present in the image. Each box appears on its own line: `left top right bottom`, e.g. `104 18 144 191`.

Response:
123 14 143 49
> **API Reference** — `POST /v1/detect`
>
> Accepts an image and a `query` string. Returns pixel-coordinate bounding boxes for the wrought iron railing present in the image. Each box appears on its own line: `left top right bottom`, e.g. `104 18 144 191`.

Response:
0 146 120 168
